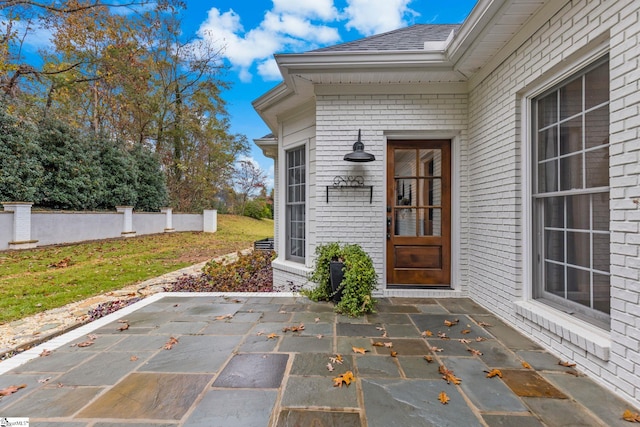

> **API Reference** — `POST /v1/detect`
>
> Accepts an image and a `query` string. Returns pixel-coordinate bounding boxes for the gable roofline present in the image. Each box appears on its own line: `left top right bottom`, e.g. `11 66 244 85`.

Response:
253 0 560 132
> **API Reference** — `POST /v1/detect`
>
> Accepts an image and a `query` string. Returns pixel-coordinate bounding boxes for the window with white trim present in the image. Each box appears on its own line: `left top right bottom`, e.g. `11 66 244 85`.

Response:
286 146 305 262
532 57 610 327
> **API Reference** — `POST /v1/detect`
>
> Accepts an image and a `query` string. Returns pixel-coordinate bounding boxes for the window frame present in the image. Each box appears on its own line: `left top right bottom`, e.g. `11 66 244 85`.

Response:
529 55 611 329
285 145 306 263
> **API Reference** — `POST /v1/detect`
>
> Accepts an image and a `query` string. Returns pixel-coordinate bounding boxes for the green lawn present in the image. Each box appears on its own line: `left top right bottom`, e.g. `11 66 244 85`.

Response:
0 215 273 324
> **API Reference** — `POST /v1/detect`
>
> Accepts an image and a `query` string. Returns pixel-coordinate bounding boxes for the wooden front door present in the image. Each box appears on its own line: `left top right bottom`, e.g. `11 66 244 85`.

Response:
386 140 451 286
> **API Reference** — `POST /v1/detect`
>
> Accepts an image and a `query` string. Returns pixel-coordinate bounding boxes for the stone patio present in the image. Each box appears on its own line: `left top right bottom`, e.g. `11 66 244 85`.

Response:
0 294 636 426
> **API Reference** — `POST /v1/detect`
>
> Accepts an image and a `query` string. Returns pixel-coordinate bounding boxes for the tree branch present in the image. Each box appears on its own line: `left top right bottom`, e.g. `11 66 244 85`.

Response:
0 1 151 13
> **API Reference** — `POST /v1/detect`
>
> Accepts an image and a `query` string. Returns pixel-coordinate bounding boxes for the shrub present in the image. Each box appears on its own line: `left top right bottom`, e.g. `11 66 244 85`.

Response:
170 250 275 292
304 242 377 316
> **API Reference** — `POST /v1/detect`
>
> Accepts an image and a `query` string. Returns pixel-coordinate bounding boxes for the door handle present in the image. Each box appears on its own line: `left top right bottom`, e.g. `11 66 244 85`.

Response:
387 217 392 240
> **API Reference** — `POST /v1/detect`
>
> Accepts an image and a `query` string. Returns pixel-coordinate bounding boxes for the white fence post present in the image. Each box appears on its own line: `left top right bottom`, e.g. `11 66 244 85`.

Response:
161 207 175 232
203 209 217 233
2 202 38 249
116 206 136 237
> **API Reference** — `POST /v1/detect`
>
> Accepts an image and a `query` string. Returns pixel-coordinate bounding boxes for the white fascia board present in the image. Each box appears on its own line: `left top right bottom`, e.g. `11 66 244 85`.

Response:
446 0 508 64
254 137 278 159
274 50 451 73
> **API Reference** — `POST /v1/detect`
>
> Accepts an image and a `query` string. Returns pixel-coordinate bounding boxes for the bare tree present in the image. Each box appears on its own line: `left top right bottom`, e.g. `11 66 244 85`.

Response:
234 160 267 216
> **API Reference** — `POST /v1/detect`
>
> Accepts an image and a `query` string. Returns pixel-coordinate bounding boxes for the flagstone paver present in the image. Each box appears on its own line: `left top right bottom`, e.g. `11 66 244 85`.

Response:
0 294 637 426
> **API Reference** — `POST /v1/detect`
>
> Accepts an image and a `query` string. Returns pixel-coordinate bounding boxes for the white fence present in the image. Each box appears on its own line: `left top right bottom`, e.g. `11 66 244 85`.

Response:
0 203 217 250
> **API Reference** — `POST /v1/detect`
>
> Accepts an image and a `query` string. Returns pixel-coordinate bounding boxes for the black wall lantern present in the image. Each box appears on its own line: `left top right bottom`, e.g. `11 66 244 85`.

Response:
343 129 375 162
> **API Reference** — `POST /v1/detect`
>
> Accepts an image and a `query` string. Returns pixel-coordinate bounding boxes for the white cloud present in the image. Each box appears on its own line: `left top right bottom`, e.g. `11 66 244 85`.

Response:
256 58 281 81
3 17 54 52
196 0 421 82
272 0 338 20
343 0 418 36
197 5 340 82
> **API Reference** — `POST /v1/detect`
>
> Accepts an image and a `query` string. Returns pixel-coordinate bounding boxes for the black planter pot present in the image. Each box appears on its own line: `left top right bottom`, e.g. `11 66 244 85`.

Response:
329 261 345 303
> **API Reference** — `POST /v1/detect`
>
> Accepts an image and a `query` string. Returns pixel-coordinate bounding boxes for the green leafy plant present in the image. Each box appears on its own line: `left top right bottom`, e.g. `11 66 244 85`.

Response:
304 242 377 316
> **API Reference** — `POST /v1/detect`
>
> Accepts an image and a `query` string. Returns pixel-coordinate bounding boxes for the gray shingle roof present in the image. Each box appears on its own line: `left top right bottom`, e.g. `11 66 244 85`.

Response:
311 24 460 52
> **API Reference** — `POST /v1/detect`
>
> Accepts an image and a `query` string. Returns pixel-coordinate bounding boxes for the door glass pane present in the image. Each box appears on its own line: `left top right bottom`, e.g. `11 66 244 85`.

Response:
394 149 415 177
419 208 441 236
419 149 442 177
419 178 442 207
395 179 416 206
395 208 416 236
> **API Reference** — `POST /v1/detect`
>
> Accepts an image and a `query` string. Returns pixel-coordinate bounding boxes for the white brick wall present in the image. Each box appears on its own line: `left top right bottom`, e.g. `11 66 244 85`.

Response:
468 0 640 407
268 0 640 409
314 93 468 292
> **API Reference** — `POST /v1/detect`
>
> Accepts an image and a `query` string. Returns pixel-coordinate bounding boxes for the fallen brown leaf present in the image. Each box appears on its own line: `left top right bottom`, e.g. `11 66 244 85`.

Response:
422 330 433 337
458 339 471 344
384 342 393 348
333 371 355 387
623 409 640 422
49 257 71 268
267 333 279 340
372 342 385 347
460 329 471 335
430 346 444 352
330 354 344 365
477 321 492 327
282 323 305 333
40 349 51 357
467 348 483 356
76 341 94 348
559 360 576 368
439 365 462 385
38 377 52 384
424 355 434 363
215 314 234 321
475 337 487 342
87 334 98 341
438 391 450 404
444 319 459 327
130 355 139 362
316 334 324 339
390 351 398 357
315 317 320 323
163 336 179 350
522 361 532 369
118 323 130 331
352 346 368 354
437 332 449 340
326 363 334 372
0 384 26 397
486 369 503 378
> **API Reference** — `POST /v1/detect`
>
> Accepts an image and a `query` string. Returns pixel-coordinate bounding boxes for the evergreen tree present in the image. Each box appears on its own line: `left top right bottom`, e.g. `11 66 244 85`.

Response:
0 103 43 202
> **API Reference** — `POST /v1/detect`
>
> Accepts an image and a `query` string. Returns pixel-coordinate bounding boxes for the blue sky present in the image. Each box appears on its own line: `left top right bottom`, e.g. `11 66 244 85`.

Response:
21 0 478 189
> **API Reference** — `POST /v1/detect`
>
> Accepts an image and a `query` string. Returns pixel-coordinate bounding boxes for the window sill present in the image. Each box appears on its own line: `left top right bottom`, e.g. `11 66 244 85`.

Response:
514 300 610 361
272 258 312 276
